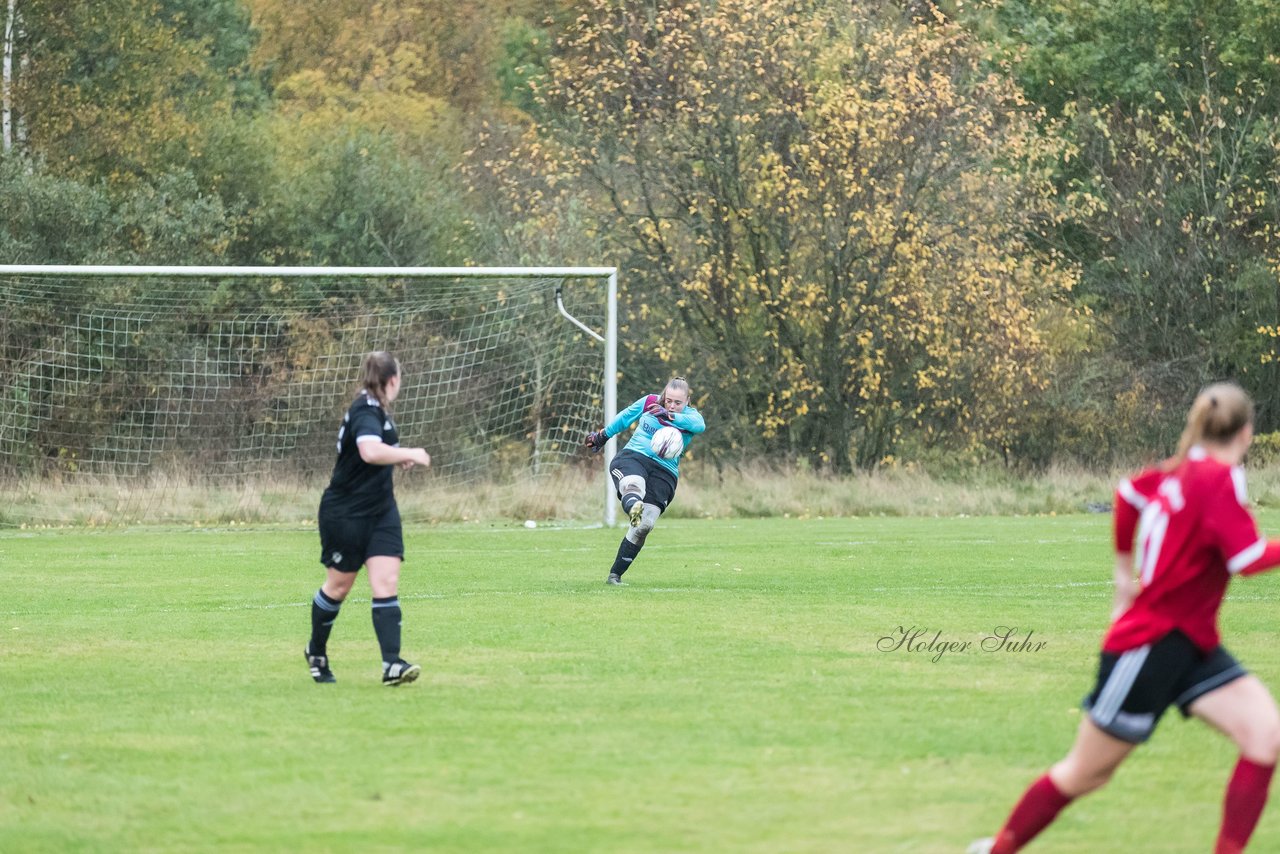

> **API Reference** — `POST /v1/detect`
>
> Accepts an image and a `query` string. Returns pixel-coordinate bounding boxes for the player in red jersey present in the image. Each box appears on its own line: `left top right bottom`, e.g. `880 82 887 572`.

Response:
970 383 1280 854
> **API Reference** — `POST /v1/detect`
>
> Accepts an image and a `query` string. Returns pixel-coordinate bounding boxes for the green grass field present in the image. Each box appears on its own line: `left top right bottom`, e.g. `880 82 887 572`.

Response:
5 515 1280 852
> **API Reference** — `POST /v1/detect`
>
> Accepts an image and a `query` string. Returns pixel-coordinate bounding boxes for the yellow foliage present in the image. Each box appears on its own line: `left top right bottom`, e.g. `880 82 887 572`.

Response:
480 0 1083 469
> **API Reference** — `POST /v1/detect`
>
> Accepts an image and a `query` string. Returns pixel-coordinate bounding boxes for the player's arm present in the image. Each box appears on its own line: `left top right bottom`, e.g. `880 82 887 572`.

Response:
1111 488 1139 621
1111 553 1137 621
1113 470 1159 554
351 409 429 467
668 405 705 435
1110 471 1157 619
586 397 648 451
1233 541 1280 576
604 397 647 436
357 437 430 468
1207 467 1280 576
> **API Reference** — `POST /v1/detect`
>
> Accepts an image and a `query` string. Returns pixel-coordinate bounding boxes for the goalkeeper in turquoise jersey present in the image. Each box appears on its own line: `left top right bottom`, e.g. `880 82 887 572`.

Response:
585 376 705 585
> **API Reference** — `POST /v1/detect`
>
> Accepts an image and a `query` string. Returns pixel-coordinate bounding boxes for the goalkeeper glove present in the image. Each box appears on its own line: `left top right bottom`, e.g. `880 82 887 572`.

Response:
585 430 608 453
644 402 670 421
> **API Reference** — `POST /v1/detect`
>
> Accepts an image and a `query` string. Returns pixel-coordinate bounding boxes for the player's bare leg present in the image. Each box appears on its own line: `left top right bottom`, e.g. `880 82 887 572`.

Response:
971 719 1133 853
1191 676 1280 853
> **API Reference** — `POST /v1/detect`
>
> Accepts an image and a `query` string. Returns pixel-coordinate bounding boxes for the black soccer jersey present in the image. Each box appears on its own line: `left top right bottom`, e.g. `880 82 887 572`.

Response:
319 392 400 518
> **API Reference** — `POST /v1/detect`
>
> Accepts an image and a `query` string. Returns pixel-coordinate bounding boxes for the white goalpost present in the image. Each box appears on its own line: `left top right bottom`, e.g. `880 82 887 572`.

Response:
0 265 619 527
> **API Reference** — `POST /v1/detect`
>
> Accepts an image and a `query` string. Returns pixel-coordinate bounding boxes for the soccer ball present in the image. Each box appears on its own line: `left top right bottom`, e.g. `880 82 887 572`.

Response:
650 425 683 460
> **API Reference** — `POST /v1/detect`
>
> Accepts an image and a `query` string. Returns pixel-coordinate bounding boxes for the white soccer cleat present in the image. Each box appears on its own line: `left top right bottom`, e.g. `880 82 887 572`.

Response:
304 646 336 683
382 660 421 686
965 838 995 854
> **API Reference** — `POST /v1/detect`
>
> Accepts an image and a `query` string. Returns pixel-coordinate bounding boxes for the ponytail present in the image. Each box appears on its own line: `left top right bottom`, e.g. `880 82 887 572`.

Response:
360 351 400 409
1171 382 1253 466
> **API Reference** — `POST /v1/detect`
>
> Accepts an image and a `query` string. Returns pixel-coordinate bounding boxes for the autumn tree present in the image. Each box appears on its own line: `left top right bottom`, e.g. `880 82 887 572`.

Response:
246 0 577 110
0 1 256 267
239 1 476 266
483 0 1080 470
987 0 1280 443
12 0 264 190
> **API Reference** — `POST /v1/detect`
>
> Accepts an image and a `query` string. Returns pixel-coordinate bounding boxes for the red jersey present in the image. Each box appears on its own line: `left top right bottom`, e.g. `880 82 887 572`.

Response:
1106 446 1280 653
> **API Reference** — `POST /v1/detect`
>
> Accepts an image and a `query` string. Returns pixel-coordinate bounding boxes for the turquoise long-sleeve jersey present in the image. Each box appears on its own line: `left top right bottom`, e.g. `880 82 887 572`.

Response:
606 394 706 478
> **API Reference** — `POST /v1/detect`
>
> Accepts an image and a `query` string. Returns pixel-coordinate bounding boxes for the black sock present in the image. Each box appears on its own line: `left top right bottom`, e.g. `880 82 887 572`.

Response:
309 589 342 656
371 596 403 664
621 494 642 515
610 537 643 577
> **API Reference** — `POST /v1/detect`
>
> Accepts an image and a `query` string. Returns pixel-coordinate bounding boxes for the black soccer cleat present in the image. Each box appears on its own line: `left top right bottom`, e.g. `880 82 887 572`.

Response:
305 646 336 683
606 573 627 586
382 660 421 686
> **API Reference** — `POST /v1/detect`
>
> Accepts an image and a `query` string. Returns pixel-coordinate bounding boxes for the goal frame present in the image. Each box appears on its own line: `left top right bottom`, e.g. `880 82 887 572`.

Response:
0 264 621 526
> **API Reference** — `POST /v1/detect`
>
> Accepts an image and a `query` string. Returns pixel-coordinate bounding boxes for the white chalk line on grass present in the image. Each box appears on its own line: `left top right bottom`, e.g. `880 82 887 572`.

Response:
208 586 741 611
221 582 1275 611
207 579 1119 613
1 579 1131 619
1 586 737 617
11 576 1274 618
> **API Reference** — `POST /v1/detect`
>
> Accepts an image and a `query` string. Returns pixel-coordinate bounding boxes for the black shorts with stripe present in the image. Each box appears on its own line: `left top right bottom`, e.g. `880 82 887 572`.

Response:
609 449 678 511
317 502 404 572
1083 630 1247 744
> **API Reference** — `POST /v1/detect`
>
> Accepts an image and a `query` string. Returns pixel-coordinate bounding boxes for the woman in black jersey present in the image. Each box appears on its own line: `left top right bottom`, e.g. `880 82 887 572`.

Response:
304 351 431 686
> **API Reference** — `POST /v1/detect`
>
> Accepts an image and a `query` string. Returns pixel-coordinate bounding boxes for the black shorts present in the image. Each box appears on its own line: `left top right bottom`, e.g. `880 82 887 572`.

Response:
1083 630 1247 744
610 449 678 511
317 503 404 572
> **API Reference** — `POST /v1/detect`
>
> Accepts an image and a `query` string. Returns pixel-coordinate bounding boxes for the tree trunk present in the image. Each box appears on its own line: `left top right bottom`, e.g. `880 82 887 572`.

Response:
3 0 15 152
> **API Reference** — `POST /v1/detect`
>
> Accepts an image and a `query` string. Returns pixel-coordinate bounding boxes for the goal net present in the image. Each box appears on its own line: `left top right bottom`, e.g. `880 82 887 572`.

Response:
0 266 616 527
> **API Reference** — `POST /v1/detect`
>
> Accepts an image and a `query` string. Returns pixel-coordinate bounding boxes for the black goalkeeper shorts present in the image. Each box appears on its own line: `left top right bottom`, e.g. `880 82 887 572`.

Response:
609 449 678 511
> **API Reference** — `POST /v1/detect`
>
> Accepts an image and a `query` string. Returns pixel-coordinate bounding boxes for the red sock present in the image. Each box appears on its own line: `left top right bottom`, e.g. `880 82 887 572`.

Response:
1216 757 1275 854
991 774 1073 854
